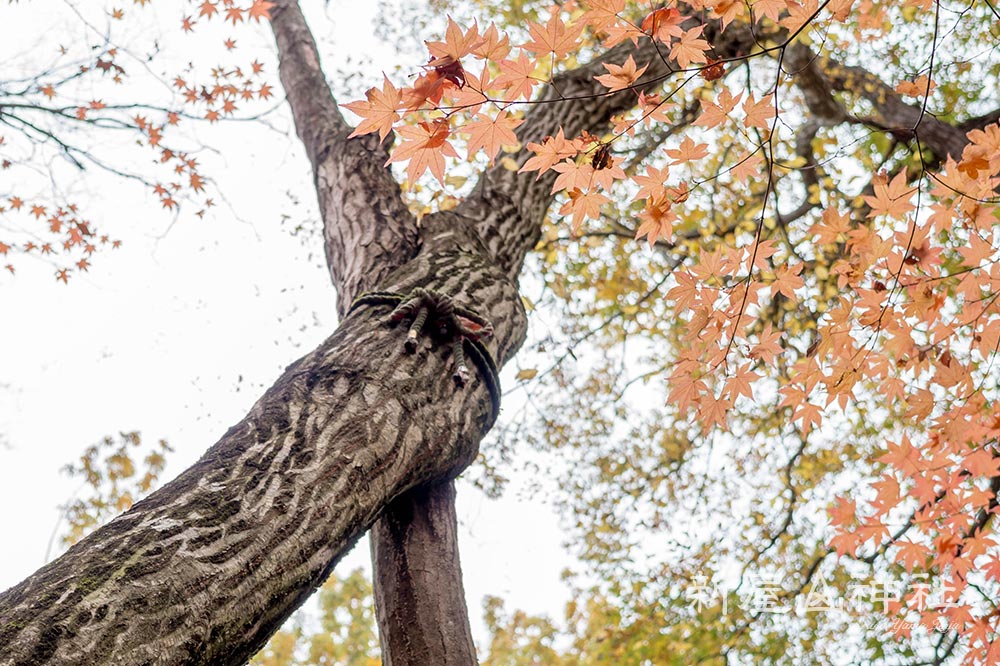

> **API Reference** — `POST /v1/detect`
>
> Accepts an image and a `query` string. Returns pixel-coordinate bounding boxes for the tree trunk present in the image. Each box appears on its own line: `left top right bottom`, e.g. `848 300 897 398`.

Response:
370 481 477 666
0 5 763 663
0 216 526 666
6 2 991 664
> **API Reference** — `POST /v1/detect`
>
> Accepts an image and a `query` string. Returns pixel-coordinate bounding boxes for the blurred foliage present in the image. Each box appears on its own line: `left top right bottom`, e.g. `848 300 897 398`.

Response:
59 431 172 549
249 568 380 666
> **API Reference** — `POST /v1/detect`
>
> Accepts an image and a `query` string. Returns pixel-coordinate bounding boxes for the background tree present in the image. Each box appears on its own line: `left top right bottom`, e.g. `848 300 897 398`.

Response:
3 0 1000 665
0 1 278 282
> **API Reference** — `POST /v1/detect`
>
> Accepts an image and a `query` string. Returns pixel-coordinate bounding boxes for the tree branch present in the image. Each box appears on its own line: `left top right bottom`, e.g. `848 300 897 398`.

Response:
456 16 758 282
787 42 969 161
270 0 419 314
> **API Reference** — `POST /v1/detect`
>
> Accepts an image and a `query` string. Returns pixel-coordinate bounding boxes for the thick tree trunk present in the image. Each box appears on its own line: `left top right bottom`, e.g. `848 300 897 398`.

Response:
269 3 482 662
264 5 760 666
5 3 993 664
0 221 526 665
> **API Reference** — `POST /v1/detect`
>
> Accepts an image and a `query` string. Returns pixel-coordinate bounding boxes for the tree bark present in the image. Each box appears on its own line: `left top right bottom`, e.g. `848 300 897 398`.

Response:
0 220 526 665
6 3 994 665
370 482 477 666
266 5 758 666
270 3 481 662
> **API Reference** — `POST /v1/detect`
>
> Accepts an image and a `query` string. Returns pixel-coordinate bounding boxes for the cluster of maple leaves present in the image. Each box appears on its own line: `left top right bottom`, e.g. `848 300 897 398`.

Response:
0 0 274 281
6 0 1000 660
344 0 1000 660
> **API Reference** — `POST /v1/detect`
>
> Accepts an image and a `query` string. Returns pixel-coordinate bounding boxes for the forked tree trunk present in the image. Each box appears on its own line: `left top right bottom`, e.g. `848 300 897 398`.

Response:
0 2 754 662
6 1 975 663
263 4 745 665
0 221 526 665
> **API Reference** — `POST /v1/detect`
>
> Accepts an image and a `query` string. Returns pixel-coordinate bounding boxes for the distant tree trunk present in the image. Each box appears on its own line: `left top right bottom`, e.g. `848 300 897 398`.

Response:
6 1 985 664
370 482 478 666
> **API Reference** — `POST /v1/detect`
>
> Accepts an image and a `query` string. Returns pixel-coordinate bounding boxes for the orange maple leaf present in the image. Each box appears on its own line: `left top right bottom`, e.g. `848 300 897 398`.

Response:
632 164 670 200
828 496 857 528
749 324 783 363
667 271 699 310
494 52 537 101
635 195 676 248
248 0 275 22
895 74 936 98
473 23 511 61
667 371 707 414
698 393 732 433
771 263 804 300
387 119 458 185
199 1 218 19
780 0 820 32
724 363 760 401
463 110 523 163
426 17 483 61
559 188 609 233
666 136 709 164
583 0 627 33
641 7 684 42
863 171 916 219
551 159 595 193
520 128 581 177
751 0 786 21
709 0 745 28
742 93 775 130
696 87 742 131
731 150 763 183
523 14 584 58
594 54 648 92
189 173 206 192
343 75 402 143
670 26 710 69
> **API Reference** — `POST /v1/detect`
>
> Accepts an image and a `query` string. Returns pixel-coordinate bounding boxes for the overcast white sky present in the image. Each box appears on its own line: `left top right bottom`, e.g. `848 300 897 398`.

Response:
0 0 572 645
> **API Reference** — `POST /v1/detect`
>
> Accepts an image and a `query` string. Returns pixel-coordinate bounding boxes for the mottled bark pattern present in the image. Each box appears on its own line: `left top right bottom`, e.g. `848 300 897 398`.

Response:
271 1 419 313
0 240 526 666
270 3 486 664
